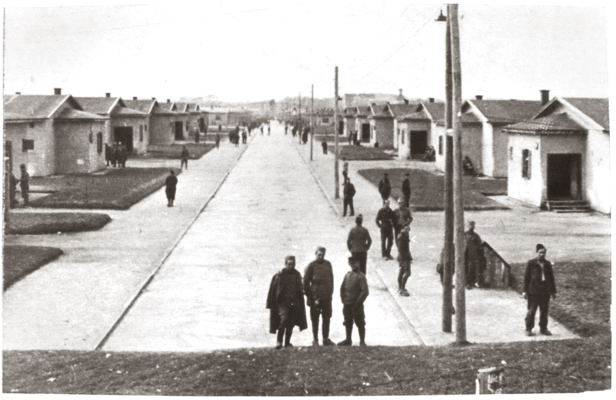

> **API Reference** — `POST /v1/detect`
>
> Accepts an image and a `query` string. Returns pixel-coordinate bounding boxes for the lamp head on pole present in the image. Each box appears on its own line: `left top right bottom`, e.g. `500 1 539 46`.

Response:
435 9 447 22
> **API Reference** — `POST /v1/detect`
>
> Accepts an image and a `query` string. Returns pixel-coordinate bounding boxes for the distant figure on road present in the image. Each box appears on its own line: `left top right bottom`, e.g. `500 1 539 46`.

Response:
267 255 307 349
375 199 395 260
19 164 30 207
523 244 556 337
464 220 486 289
346 214 372 275
302 128 308 144
268 125 271 136
342 157 349 182
164 170 177 207
194 127 200 144
397 224 412 296
285 125 288 135
303 247 335 346
260 125 264 135
338 256 369 346
180 145 189 170
342 178 356 217
104 143 111 166
378 173 391 201
321 139 328 154
401 172 411 208
242 130 247 144
9 172 18 208
215 133 221 149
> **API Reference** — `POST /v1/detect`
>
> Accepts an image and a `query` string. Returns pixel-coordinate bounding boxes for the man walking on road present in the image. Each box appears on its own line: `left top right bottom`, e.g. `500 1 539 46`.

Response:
164 170 178 207
338 257 369 346
321 139 328 154
378 173 392 201
523 244 556 337
215 133 221 149
303 247 335 346
342 178 356 217
464 221 486 289
342 157 349 182
267 255 308 349
397 224 412 296
375 199 395 260
347 214 372 275
180 145 189 170
401 172 411 208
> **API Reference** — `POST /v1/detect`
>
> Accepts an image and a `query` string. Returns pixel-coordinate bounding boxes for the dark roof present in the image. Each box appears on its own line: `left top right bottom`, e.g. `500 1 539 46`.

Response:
74 97 119 114
503 113 585 135
387 103 419 118
158 102 175 111
187 103 201 113
4 94 72 119
114 107 147 117
123 99 157 114
174 102 189 113
421 102 445 121
369 103 389 116
466 99 543 124
564 97 609 130
356 106 371 117
55 107 106 121
343 107 357 117
397 109 430 122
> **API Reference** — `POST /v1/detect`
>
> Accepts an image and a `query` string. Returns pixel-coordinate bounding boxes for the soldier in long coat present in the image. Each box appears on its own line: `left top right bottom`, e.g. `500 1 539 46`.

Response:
267 256 307 349
464 220 486 289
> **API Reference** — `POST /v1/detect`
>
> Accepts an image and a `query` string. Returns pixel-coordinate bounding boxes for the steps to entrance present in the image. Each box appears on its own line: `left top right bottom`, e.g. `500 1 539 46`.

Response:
546 200 592 213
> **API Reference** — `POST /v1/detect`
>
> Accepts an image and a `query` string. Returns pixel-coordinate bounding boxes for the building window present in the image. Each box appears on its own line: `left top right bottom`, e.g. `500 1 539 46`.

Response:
89 132 93 144
522 149 531 179
322 118 329 124
22 139 34 152
215 115 221 121
438 136 443 155
97 132 103 154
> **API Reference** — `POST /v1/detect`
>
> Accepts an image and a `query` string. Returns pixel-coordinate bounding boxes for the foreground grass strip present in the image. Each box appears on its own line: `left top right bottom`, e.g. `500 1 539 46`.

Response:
358 168 507 210
30 168 181 210
7 212 111 235
3 337 610 395
3 245 63 290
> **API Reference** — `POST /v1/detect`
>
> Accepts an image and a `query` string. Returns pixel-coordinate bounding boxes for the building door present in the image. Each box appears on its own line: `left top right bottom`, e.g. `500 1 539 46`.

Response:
410 131 428 159
547 153 581 200
198 118 206 132
175 121 184 140
361 123 370 142
113 127 134 153
338 121 344 135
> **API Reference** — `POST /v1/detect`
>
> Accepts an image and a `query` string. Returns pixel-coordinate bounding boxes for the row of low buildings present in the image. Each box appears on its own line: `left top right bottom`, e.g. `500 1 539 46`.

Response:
338 90 609 214
3 89 253 177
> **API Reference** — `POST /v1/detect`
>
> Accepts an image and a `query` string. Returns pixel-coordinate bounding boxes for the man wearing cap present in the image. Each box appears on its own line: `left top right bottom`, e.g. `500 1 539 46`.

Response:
523 244 556 336
464 220 486 289
378 173 392 201
347 214 372 275
375 199 395 260
338 257 369 346
401 172 411 208
267 255 307 349
342 178 356 217
303 247 335 346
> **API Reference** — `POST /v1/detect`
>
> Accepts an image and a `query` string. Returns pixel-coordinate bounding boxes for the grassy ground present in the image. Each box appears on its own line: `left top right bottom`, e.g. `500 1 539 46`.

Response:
7 212 111 235
29 168 181 210
330 145 394 161
358 168 507 210
3 260 611 395
134 143 215 160
3 245 63 290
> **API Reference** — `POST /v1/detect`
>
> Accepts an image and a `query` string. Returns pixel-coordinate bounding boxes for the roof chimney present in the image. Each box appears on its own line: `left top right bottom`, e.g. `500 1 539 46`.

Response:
540 89 550 105
132 96 137 100
428 97 435 103
54 88 62 95
475 95 483 100
398 88 403 96
151 97 156 100
167 99 171 103
15 91 21 95
105 92 111 98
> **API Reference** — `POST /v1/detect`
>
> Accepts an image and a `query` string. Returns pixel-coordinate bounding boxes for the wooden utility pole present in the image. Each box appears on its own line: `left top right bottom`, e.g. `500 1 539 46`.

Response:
334 66 340 199
449 3 467 345
310 84 314 161
442 11 454 333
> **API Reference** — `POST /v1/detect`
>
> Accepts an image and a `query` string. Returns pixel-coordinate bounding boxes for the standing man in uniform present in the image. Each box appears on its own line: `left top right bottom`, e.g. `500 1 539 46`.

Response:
378 173 392 201
397 224 412 296
180 145 189 170
401 172 411 208
375 199 395 260
164 170 178 207
267 255 307 349
464 220 486 289
19 164 30 207
338 257 369 346
523 244 556 336
342 177 356 217
215 132 221 149
342 157 349 182
347 214 372 275
303 247 335 346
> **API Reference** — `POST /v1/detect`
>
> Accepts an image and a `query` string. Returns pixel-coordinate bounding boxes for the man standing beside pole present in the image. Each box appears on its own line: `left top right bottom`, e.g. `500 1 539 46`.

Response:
303 247 335 346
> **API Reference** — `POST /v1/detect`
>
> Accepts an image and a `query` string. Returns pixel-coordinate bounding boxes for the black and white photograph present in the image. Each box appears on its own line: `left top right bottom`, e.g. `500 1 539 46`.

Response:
1 0 613 397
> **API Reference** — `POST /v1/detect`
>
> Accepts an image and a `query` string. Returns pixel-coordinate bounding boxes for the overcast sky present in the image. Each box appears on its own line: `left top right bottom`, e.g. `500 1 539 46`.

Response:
2 0 611 103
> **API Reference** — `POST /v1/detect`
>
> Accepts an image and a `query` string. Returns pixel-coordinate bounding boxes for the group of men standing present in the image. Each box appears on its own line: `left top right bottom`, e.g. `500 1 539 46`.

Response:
229 126 248 146
266 248 369 349
104 142 128 168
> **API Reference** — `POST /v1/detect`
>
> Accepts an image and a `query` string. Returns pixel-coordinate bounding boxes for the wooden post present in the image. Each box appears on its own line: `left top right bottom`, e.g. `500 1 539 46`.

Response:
310 84 314 161
442 14 454 333
449 3 467 345
334 66 340 199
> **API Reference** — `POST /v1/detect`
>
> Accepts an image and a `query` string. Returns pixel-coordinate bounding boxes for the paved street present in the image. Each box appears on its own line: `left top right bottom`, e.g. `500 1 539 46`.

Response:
104 122 418 351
